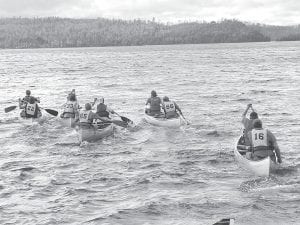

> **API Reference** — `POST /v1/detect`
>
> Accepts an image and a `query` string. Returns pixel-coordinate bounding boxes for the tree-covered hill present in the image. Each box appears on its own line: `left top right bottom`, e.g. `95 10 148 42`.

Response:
0 17 299 49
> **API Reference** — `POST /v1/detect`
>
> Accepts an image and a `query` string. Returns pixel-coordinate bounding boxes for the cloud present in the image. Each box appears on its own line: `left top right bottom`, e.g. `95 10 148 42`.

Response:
0 0 299 25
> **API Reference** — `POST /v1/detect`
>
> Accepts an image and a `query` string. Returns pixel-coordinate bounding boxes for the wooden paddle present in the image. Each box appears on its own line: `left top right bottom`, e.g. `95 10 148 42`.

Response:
179 112 190 125
111 120 129 128
5 104 58 117
114 112 133 124
41 108 58 117
4 105 17 113
94 116 129 128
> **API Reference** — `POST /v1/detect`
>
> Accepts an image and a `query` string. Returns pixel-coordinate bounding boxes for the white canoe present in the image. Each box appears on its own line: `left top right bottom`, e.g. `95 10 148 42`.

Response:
77 123 114 142
144 114 184 128
61 117 77 128
234 136 278 177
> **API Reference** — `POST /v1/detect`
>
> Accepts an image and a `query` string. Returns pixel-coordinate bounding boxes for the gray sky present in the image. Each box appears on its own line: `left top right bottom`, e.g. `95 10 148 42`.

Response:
0 0 299 25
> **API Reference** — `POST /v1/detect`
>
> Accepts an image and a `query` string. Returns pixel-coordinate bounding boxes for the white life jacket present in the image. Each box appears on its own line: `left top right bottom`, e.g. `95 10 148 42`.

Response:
79 110 92 124
251 128 268 148
164 101 176 113
64 101 77 114
25 103 37 116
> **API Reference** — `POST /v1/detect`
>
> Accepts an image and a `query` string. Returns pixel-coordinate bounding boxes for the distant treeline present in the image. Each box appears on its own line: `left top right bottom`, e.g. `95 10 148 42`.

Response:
0 17 299 49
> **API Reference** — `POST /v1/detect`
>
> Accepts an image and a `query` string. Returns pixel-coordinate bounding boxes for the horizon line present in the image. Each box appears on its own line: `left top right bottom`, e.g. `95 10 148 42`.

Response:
1 16 300 27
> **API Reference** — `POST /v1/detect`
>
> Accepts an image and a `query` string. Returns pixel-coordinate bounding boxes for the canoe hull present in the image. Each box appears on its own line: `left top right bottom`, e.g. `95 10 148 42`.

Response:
61 117 76 128
234 136 278 176
77 123 114 142
144 114 183 127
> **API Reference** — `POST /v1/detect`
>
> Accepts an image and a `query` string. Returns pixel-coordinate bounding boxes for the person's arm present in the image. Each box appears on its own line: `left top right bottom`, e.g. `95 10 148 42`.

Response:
19 102 25 109
91 112 111 122
241 104 252 126
91 98 97 107
159 98 163 109
35 97 40 103
268 130 282 163
19 98 27 108
18 98 23 108
162 102 167 116
174 102 182 114
106 105 115 114
245 131 252 146
146 98 151 105
242 104 252 118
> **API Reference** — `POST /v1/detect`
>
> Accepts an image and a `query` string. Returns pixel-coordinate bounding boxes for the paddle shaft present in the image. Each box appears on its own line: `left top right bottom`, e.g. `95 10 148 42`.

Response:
114 112 132 123
180 112 190 125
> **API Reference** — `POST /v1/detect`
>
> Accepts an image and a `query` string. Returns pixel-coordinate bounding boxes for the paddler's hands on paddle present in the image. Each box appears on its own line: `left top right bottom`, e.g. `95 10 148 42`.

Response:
242 103 252 117
5 98 25 113
248 103 256 112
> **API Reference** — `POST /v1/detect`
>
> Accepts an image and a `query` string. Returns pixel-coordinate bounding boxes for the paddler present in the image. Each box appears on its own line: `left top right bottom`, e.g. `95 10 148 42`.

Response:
19 90 40 108
145 90 162 116
93 97 115 118
162 96 182 119
246 119 282 163
60 90 79 119
20 96 42 118
78 103 110 127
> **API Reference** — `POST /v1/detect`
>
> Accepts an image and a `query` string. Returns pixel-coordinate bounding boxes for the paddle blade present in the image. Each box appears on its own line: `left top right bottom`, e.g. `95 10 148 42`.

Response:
112 120 128 128
44 108 58 116
213 218 234 225
5 105 17 113
120 116 132 123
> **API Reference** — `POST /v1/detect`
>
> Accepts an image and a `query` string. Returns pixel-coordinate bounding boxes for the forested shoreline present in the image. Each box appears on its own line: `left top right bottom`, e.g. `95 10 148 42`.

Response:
0 17 299 49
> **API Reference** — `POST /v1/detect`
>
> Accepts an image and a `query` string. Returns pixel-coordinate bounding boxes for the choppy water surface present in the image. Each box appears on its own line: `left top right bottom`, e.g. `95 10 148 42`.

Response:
0 42 299 225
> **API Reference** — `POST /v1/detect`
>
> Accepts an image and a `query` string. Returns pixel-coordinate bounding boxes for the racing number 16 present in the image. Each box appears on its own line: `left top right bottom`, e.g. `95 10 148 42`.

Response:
255 133 264 140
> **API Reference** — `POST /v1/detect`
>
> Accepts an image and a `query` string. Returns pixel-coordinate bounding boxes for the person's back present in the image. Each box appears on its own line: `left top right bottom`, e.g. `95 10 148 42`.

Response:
79 103 111 128
79 103 94 127
20 90 40 108
96 97 114 118
23 97 41 118
162 96 180 119
146 90 162 116
247 119 282 163
97 103 109 117
62 93 78 118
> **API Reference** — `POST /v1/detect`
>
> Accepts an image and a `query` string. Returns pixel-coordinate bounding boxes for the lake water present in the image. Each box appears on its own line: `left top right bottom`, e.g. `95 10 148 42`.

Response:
0 42 299 225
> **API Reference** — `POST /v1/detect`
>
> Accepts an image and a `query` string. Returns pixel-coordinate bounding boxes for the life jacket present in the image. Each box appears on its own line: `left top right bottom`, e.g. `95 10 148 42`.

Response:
251 128 273 158
150 97 161 113
22 96 31 103
63 101 77 117
96 103 109 117
163 101 177 118
25 102 38 118
79 110 93 124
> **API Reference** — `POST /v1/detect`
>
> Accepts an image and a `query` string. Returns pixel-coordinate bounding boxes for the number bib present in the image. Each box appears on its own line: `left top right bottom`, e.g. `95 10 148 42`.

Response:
26 103 36 116
79 110 91 123
164 101 175 113
251 129 268 147
64 101 76 113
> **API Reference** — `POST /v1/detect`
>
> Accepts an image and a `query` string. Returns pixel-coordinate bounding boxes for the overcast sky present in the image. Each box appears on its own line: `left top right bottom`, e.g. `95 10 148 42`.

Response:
0 0 299 25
